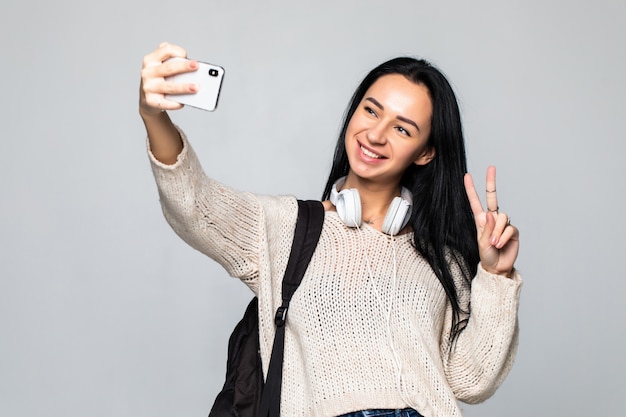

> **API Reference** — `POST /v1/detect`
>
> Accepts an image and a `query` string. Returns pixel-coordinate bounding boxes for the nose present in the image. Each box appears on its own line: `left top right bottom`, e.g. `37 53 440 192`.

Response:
366 120 387 145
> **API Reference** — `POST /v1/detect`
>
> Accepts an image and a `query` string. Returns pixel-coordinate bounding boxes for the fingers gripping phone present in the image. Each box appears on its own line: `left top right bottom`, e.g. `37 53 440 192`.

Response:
165 57 225 111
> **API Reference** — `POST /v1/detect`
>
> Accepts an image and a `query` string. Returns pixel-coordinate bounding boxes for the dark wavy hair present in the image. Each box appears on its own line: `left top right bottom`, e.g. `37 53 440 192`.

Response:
322 57 480 342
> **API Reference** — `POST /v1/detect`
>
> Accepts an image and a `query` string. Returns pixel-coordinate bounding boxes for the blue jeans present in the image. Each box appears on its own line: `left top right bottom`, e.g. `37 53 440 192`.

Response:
338 409 423 417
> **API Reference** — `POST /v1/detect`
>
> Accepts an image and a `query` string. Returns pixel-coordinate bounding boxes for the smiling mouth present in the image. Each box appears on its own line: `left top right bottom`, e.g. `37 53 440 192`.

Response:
360 145 385 159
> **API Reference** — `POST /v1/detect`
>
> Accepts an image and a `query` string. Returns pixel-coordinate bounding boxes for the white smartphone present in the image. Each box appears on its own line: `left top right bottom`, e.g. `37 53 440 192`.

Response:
164 57 225 111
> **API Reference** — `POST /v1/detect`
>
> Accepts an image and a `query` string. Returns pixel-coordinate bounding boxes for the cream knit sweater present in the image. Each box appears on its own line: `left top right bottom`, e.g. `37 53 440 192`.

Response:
148 132 522 417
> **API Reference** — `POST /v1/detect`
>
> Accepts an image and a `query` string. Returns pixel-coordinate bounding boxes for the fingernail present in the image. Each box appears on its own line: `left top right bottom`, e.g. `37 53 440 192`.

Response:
490 236 498 246
189 84 198 93
189 60 198 70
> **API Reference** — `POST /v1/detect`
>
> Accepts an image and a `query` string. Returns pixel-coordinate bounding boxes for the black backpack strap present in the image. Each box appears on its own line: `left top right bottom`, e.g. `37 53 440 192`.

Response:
258 200 324 417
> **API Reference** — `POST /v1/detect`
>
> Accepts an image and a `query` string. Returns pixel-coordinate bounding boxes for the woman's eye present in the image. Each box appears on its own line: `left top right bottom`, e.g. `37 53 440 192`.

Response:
396 126 411 137
364 106 377 116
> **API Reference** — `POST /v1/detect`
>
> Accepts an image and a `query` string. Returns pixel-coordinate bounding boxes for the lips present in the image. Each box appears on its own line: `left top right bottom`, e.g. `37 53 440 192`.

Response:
360 144 385 160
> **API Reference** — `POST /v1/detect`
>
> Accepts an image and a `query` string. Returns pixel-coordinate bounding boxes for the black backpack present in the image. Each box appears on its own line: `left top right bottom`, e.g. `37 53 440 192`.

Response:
208 200 325 417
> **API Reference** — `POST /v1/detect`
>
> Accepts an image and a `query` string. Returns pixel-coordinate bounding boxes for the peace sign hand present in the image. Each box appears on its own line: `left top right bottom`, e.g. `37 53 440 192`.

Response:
464 166 519 278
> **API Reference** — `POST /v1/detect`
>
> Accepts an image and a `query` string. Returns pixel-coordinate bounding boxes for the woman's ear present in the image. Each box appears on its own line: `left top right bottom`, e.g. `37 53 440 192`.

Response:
413 146 436 166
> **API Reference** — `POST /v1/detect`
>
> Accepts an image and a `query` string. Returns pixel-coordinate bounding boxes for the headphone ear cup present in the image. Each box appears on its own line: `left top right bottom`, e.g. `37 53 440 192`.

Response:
381 196 407 235
330 177 362 228
336 189 362 228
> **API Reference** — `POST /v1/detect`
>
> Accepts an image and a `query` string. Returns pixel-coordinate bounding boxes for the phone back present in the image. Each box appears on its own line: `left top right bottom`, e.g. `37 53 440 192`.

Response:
165 59 224 111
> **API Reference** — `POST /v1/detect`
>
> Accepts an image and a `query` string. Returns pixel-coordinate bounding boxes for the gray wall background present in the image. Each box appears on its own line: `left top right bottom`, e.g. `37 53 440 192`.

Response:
1 0 624 415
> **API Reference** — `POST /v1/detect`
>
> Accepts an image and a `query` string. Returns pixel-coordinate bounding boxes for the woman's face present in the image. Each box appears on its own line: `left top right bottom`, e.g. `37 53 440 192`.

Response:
345 74 434 187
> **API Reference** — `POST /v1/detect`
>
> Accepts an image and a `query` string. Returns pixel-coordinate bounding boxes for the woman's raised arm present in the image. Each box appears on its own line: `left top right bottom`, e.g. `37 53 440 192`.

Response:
139 42 199 164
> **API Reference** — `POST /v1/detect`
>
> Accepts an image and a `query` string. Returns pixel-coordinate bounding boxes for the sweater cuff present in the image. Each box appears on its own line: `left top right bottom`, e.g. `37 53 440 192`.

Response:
473 264 523 313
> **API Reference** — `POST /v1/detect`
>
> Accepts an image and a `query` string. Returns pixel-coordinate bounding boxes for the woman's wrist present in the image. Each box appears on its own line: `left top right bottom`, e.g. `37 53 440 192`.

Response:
139 103 166 120
481 263 514 279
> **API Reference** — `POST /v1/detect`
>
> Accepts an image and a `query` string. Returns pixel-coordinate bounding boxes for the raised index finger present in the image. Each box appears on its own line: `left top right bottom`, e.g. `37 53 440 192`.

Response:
464 173 485 217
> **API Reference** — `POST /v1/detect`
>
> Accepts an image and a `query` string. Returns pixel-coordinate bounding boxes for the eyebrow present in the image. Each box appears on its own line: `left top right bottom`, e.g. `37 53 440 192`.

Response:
365 97 421 133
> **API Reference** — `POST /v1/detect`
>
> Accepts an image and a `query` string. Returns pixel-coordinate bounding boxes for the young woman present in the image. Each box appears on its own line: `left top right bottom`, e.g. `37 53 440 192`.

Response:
139 42 521 417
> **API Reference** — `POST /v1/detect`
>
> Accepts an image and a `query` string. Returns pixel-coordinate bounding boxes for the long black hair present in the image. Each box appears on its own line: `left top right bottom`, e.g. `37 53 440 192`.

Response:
322 57 480 342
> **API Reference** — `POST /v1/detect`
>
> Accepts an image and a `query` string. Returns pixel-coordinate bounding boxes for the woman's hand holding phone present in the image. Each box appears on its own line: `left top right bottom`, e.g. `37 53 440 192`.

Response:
140 42 224 115
140 43 194 115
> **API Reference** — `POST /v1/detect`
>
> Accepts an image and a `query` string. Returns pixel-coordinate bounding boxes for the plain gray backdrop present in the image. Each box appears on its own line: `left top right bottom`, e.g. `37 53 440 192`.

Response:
1 0 624 415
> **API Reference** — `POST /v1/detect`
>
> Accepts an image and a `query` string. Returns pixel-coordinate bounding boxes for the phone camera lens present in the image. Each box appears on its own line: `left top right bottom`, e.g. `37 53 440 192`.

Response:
209 69 219 77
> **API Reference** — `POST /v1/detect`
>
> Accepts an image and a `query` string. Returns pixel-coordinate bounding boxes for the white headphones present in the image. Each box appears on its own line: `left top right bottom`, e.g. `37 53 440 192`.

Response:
329 177 413 235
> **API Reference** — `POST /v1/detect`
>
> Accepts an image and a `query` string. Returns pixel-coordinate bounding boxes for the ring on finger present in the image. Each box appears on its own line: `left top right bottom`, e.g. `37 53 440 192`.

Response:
488 206 499 213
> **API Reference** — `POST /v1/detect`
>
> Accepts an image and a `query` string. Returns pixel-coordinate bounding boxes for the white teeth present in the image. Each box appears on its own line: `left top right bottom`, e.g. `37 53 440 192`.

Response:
361 145 382 159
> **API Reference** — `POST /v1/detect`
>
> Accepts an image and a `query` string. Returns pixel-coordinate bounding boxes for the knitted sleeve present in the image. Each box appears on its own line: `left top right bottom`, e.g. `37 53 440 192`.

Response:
147 129 295 290
440 263 522 404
